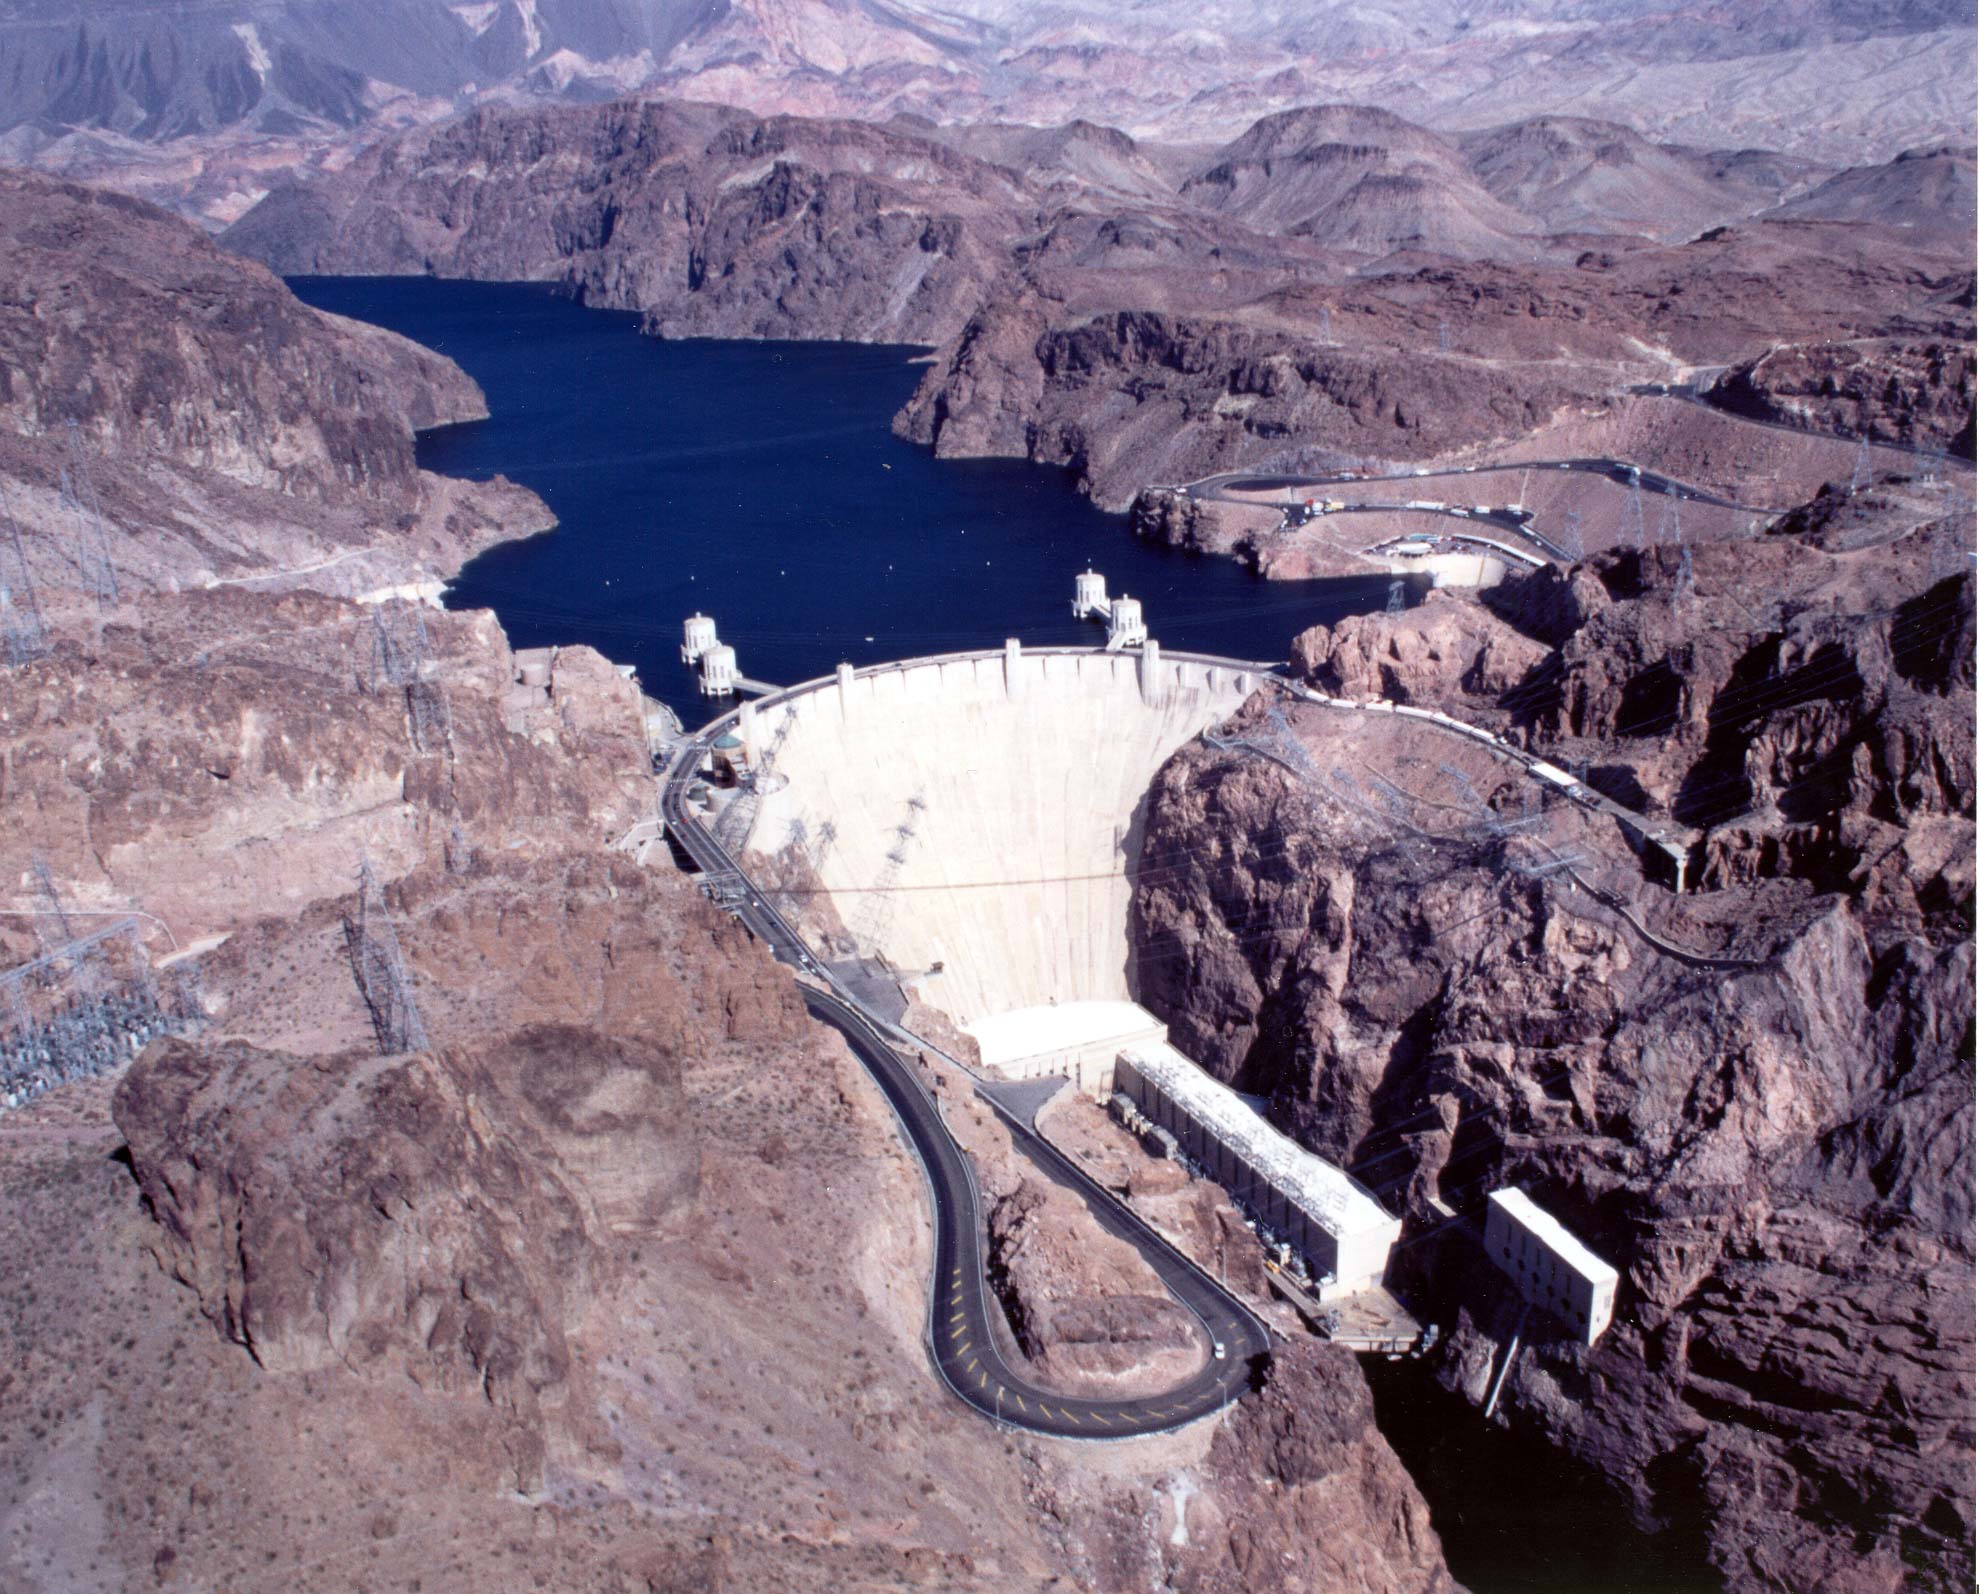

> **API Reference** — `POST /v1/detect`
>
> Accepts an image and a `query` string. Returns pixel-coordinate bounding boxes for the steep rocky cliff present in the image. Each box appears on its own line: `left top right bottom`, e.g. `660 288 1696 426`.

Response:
0 166 547 602
224 99 1025 345
1707 339 1977 456
115 1020 700 1490
1129 482 1974 1590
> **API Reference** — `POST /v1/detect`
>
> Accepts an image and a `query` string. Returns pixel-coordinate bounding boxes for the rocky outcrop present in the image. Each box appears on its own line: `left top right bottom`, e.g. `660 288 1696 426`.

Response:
114 1023 698 1487
1130 483 1975 1590
224 100 1025 347
1291 590 1549 705
0 166 549 602
1184 1342 1459 1594
0 589 654 942
900 304 1589 507
0 168 486 502
1706 339 1977 456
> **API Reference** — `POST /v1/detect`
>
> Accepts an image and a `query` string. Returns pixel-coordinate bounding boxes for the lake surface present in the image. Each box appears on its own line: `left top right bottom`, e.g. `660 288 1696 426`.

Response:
291 278 1389 726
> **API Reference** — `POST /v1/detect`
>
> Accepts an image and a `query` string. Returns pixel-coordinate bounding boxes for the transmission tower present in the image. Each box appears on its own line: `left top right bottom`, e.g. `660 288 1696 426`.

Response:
344 860 430 1055
1673 546 1696 612
28 859 107 1010
371 600 454 754
1848 432 1872 495
62 422 119 607
855 793 926 956
1437 320 1452 354
1657 491 1683 546
1557 509 1584 562
0 483 48 667
1624 480 1648 548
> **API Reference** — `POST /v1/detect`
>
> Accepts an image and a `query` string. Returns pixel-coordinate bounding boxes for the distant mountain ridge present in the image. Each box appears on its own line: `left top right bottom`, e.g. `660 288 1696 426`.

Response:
0 0 1972 226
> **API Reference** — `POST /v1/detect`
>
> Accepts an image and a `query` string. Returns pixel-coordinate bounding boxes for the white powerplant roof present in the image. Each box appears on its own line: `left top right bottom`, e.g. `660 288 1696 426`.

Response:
1123 1042 1395 1241
1489 1188 1618 1288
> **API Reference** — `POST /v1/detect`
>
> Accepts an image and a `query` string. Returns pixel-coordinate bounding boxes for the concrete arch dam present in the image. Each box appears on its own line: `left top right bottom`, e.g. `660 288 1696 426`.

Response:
739 645 1259 1045
730 644 1400 1302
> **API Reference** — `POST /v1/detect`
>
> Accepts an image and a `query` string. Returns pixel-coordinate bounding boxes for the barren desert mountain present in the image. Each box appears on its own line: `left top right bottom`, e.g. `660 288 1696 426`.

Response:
218 93 1975 512
1455 116 1830 242
3 0 1973 229
1763 141 1979 252
1179 103 1542 260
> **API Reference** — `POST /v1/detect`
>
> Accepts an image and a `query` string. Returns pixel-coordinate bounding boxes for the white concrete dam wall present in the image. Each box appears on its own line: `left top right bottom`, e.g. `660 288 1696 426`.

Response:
742 648 1257 1027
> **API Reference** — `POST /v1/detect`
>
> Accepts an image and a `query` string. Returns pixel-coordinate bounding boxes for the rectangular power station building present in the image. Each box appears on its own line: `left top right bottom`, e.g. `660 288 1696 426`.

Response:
1485 1188 1619 1345
1116 1042 1401 1297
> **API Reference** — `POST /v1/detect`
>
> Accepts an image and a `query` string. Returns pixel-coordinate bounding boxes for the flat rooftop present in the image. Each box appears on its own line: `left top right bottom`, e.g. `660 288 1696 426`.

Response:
1123 1041 1397 1243
1489 1188 1618 1287
966 1000 1168 1071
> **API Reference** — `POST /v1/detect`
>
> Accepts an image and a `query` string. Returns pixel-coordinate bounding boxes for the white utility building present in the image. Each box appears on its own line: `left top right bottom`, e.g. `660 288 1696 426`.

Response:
699 643 740 696
1072 569 1109 619
1106 596 1147 650
1116 1041 1402 1298
1485 1188 1619 1345
682 613 719 663
965 999 1170 1096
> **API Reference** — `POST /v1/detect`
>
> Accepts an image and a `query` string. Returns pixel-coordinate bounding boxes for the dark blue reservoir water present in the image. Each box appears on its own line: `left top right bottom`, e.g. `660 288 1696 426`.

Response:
290 278 1388 726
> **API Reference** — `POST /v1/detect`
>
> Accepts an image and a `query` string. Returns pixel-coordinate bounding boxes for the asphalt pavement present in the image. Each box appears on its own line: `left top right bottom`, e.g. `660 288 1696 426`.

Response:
660 734 1271 1439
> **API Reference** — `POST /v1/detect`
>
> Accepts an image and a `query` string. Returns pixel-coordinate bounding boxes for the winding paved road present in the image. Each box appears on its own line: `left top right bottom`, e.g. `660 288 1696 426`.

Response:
660 725 1271 1439
1188 454 1780 516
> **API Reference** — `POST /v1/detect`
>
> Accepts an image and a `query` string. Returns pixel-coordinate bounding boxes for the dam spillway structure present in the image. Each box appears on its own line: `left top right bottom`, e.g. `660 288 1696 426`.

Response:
724 641 1404 1301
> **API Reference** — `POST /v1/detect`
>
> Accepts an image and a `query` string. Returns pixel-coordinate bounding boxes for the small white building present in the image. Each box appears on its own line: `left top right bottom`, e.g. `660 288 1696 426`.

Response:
699 643 740 696
964 999 1169 1096
1106 595 1147 651
682 613 719 663
1484 1188 1618 1346
1073 569 1109 620
1116 1041 1401 1298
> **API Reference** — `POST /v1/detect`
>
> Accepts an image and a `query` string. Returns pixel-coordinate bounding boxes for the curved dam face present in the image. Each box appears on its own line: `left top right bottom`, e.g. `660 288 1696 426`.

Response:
740 647 1258 1030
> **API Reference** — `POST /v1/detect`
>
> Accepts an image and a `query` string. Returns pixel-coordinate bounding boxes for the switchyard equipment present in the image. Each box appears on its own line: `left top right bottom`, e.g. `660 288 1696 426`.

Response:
1116 1041 1401 1298
1484 1188 1618 1345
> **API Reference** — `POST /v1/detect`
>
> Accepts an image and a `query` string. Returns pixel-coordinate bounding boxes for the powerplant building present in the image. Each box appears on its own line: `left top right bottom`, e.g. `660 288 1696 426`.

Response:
1485 1188 1618 1345
722 641 1404 1301
1116 1042 1401 1297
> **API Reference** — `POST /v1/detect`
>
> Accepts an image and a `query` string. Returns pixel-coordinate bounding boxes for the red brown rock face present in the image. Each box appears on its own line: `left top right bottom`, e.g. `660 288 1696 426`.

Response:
222 99 1974 511
1129 484 1975 1591
113 1024 699 1487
